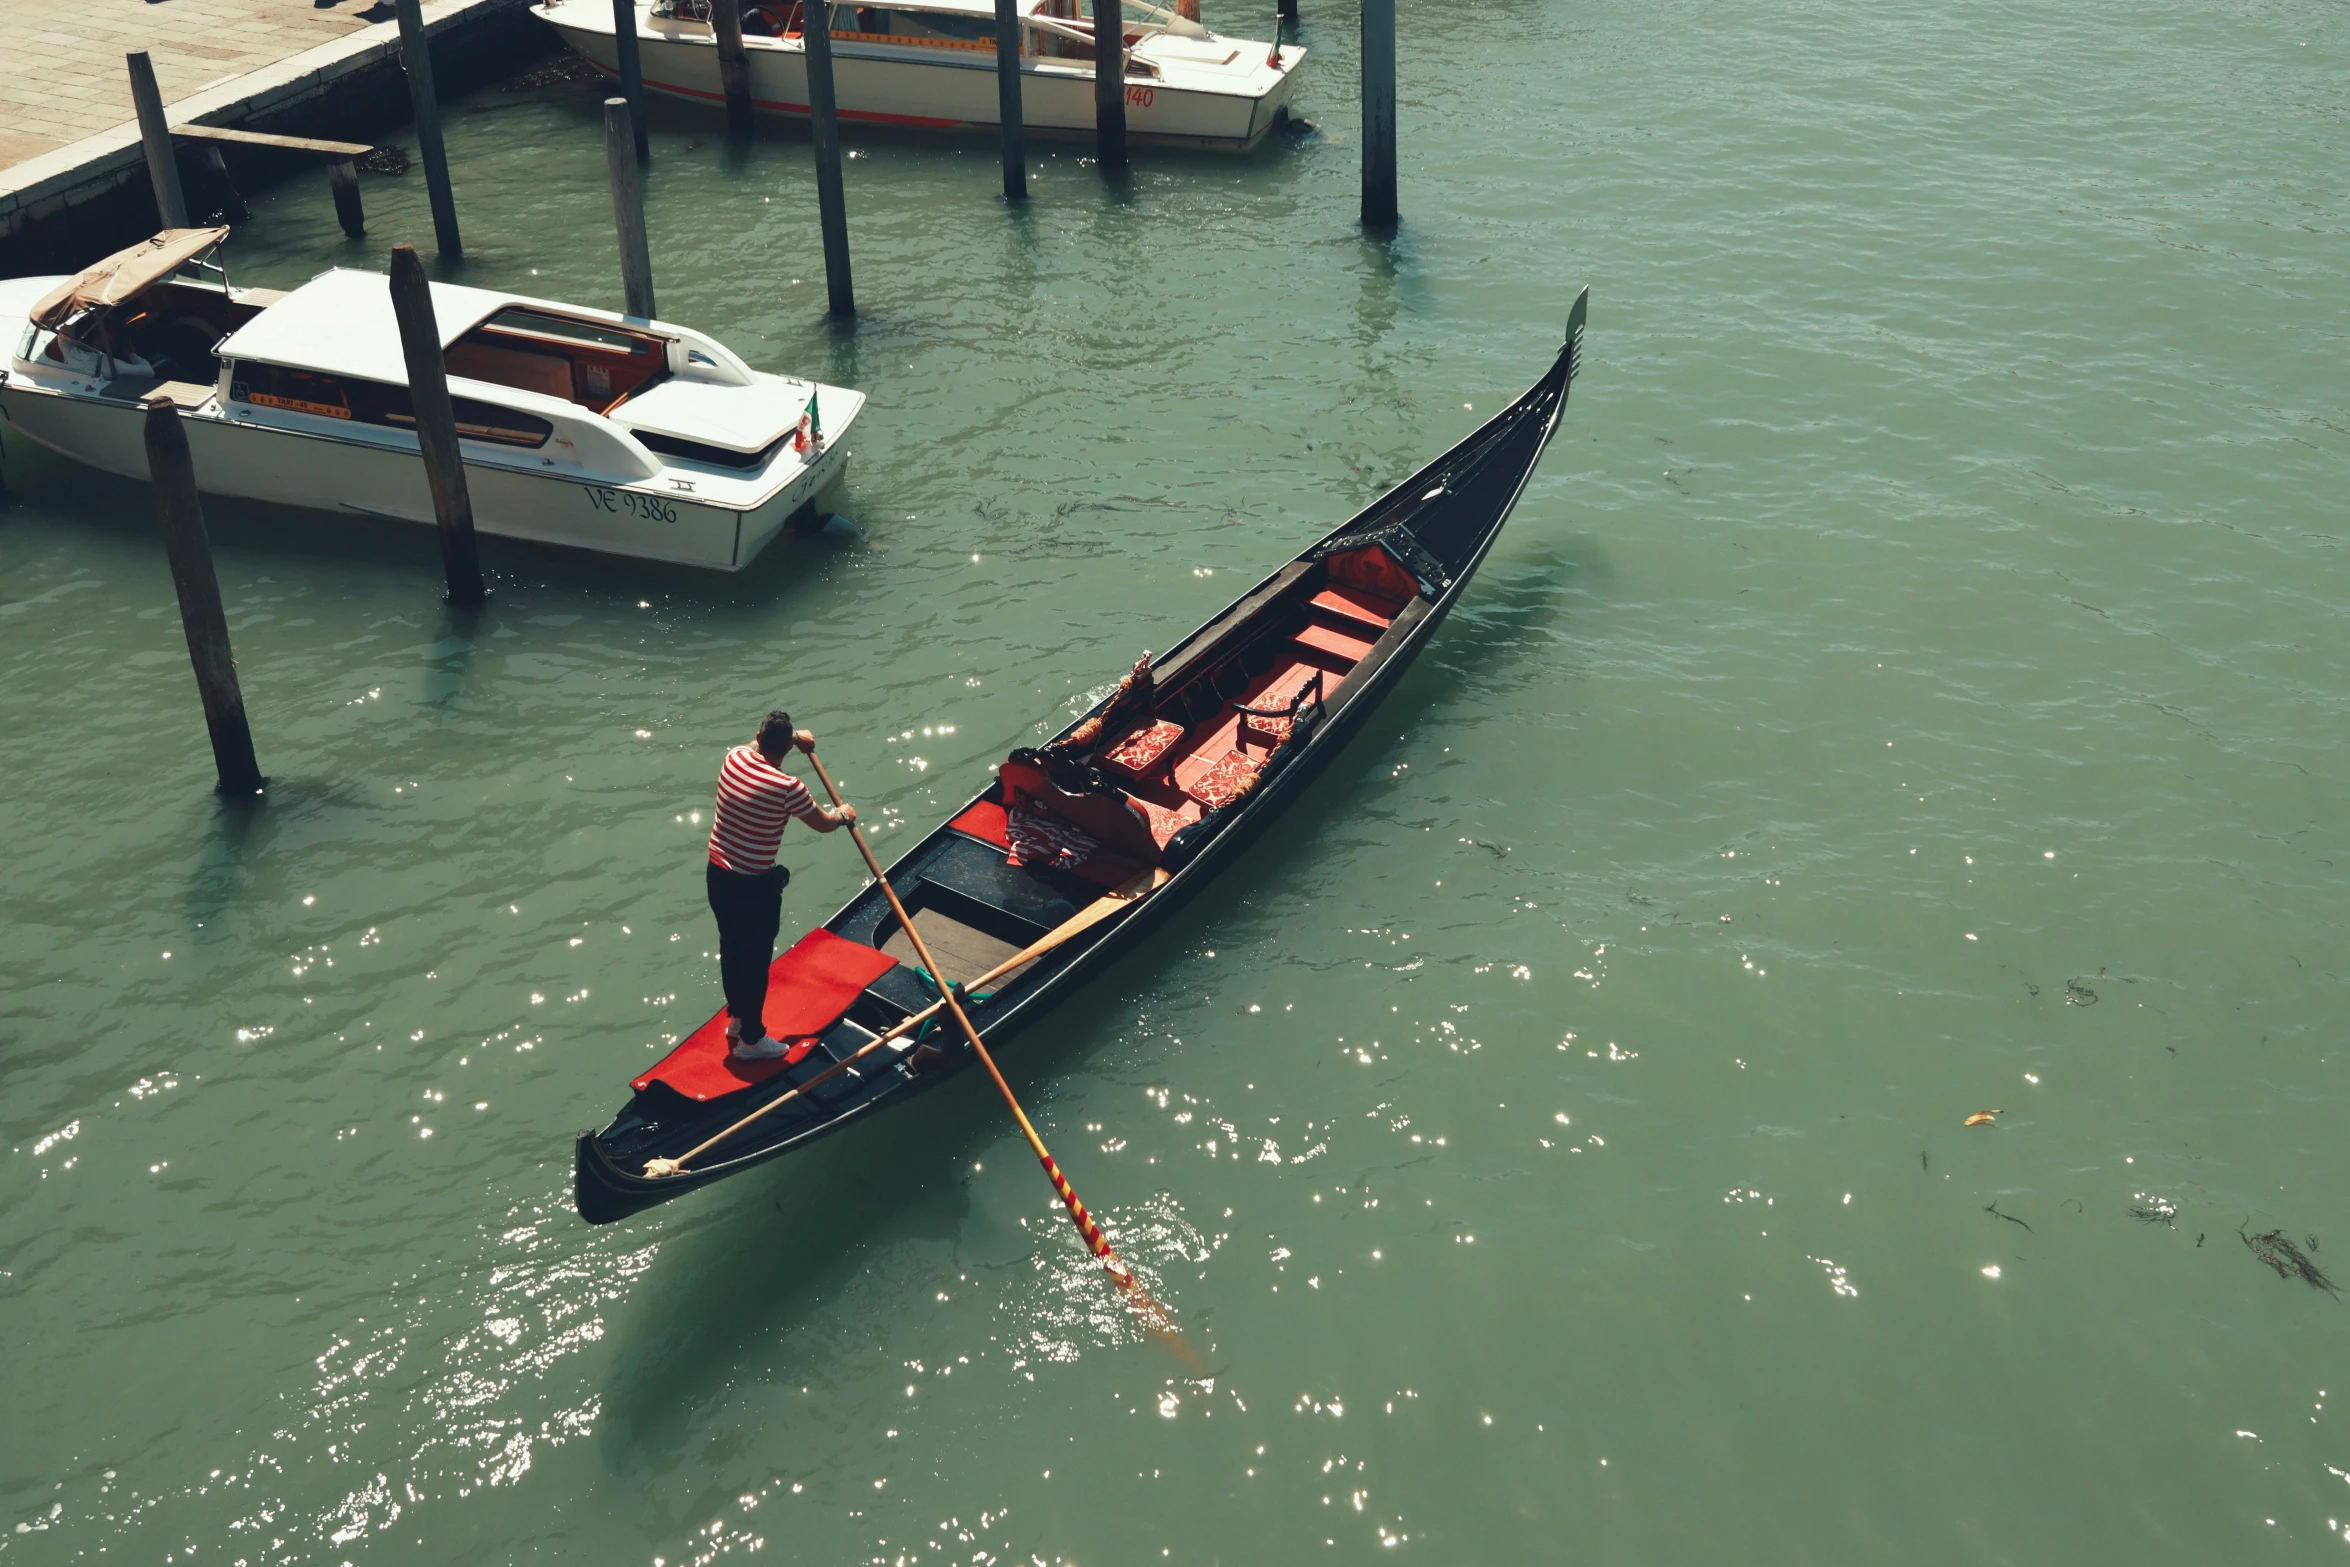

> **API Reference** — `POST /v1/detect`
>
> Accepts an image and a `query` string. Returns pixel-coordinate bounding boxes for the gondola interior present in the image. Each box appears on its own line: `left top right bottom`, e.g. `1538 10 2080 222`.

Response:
577 295 1585 1222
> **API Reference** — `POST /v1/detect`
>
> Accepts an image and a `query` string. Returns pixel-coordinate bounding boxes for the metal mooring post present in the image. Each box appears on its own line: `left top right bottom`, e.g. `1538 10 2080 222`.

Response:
803 2 857 317
711 0 755 135
1359 0 1396 228
604 98 657 318
993 0 1027 201
393 0 464 262
1090 0 1126 170
126 53 190 228
387 245 487 604
612 0 650 161
143 403 264 796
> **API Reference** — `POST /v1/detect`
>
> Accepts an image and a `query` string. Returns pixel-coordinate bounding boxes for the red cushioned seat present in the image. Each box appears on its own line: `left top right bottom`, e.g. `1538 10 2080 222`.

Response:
950 787 1150 890
632 928 897 1102
1102 718 1186 779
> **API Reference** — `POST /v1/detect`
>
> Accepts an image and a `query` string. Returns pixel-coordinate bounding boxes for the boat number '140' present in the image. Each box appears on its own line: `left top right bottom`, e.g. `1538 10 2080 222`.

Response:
1126 85 1155 108
586 487 679 524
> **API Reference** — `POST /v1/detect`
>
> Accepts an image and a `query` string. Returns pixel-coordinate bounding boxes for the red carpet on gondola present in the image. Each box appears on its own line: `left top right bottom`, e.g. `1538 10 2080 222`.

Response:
632 929 898 1101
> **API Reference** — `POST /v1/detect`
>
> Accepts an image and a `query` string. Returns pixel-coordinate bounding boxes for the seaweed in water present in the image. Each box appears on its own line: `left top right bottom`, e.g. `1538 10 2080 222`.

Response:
2240 1224 2341 1298
502 53 607 92
2129 1194 2179 1228
355 145 411 176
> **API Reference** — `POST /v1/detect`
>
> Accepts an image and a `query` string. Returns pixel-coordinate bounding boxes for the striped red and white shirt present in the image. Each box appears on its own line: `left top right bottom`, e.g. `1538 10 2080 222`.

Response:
708 745 824 873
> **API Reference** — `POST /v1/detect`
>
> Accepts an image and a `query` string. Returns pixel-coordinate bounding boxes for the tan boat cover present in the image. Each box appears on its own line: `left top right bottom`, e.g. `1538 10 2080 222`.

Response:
30 227 230 330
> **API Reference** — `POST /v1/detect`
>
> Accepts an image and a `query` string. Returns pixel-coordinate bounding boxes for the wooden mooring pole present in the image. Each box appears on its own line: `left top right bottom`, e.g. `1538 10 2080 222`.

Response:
1277 0 1296 24
1090 0 1126 170
603 98 657 317
126 53 190 229
803 2 857 317
327 158 366 238
393 0 464 262
711 0 755 136
387 245 488 604
993 0 1027 201
612 0 650 161
1360 0 1397 228
144 403 264 796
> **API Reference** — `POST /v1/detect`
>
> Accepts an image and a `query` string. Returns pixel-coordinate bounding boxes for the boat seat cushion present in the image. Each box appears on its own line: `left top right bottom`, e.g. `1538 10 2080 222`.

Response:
632 928 898 1101
999 754 1162 863
1184 749 1262 812
1101 718 1186 779
949 791 1153 891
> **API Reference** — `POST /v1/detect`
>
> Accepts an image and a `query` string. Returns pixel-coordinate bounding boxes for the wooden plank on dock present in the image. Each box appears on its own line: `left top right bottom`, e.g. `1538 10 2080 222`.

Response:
169 123 375 158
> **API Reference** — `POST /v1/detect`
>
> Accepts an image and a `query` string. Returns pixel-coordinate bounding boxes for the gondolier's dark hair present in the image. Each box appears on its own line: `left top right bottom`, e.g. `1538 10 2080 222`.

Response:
757 710 794 758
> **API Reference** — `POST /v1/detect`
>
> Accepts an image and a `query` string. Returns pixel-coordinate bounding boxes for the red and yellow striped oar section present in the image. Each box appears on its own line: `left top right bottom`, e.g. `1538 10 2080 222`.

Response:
803 748 1193 1359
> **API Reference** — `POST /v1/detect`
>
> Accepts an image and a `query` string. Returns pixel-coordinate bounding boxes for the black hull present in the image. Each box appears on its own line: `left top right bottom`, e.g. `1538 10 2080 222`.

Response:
575 292 1589 1225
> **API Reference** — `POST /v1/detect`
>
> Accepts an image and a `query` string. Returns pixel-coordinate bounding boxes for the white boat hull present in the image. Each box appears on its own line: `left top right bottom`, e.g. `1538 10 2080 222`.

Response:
0 380 849 572
537 2 1300 148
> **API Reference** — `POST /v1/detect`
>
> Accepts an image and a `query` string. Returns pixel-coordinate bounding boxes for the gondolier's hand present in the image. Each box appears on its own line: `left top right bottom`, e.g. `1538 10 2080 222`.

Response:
814 802 855 833
793 728 817 754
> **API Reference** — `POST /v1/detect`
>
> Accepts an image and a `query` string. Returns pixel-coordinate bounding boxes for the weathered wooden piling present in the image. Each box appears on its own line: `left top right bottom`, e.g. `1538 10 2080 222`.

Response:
387 245 488 604
993 0 1027 201
393 0 464 262
1090 0 1126 170
126 53 190 229
143 402 264 796
195 144 249 225
1360 0 1397 228
603 98 657 318
612 0 650 161
711 0 755 136
327 158 366 238
803 4 857 317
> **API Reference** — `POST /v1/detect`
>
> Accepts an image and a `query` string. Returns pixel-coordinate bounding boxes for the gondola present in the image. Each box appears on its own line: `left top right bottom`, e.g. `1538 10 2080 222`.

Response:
574 290 1588 1223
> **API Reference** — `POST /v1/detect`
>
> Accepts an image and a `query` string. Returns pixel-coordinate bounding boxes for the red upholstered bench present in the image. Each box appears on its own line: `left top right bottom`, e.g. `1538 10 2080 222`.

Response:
949 794 1148 891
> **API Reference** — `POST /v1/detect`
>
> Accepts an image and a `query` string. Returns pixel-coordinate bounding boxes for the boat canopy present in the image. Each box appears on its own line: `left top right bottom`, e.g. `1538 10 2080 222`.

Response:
30 227 231 330
213 268 541 383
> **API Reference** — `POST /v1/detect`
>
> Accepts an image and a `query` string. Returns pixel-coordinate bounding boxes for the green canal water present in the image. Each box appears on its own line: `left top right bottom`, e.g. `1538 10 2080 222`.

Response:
5 0 2348 1557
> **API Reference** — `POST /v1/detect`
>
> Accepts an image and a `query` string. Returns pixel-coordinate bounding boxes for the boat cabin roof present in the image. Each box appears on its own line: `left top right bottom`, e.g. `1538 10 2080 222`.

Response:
212 268 524 382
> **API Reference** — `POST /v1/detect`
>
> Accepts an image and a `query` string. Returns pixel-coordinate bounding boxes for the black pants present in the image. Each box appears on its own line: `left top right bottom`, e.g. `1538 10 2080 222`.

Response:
707 862 788 1039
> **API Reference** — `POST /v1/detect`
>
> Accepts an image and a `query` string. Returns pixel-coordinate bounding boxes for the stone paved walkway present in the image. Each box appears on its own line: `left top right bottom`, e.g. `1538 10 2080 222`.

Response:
0 0 375 174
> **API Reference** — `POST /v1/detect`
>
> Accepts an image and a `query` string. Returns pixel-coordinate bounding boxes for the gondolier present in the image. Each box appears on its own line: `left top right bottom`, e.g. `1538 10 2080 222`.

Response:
708 711 856 1061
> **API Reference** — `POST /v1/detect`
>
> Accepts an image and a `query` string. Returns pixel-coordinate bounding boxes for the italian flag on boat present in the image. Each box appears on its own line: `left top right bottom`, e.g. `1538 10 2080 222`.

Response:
793 389 822 456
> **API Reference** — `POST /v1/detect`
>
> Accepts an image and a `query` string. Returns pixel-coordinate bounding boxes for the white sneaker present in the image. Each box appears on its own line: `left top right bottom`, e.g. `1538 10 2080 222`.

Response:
731 1033 789 1061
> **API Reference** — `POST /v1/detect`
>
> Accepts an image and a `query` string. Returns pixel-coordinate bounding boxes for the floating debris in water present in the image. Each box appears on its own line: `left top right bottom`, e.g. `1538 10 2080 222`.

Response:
502 52 606 91
355 145 411 176
2240 1225 2340 1298
1985 1200 2033 1233
2064 977 2098 1006
1963 1109 2003 1128
2129 1194 2178 1227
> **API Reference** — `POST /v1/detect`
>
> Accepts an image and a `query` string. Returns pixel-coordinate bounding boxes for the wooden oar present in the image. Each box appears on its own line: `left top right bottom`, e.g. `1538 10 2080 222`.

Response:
801 748 1187 1342
639 865 1164 1178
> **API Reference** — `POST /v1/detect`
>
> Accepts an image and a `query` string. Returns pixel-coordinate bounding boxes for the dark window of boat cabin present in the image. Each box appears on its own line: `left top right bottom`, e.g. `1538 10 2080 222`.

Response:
445 307 669 413
228 362 554 448
842 6 993 44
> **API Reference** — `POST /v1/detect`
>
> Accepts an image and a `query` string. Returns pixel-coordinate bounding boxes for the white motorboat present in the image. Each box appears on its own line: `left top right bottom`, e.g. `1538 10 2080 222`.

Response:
0 229 864 572
537 0 1302 149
